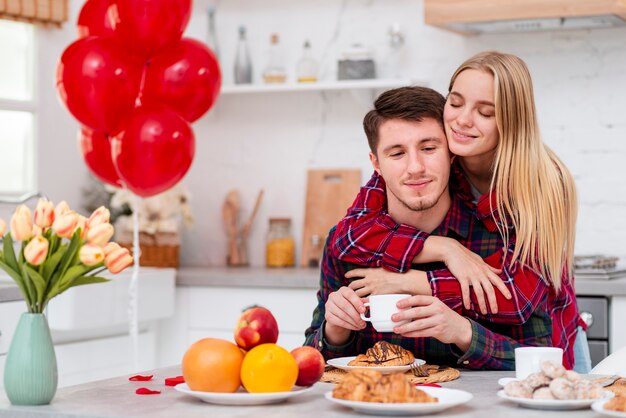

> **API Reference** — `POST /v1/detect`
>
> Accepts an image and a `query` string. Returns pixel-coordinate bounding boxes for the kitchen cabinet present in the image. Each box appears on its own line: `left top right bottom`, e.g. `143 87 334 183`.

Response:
186 286 315 348
157 272 319 367
424 0 626 34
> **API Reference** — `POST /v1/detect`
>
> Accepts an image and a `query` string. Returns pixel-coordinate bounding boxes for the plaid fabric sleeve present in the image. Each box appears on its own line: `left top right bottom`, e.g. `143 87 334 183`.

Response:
427 248 550 324
331 171 428 272
455 314 553 370
304 231 360 359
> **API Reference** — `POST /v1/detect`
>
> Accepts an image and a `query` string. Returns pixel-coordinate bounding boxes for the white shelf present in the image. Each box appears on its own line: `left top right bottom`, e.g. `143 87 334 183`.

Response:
220 78 418 94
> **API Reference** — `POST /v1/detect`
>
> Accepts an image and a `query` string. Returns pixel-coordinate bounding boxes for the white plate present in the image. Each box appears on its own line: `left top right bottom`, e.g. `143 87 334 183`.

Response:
175 384 314 405
592 398 626 417
326 356 426 374
497 389 614 410
325 387 473 416
499 375 618 388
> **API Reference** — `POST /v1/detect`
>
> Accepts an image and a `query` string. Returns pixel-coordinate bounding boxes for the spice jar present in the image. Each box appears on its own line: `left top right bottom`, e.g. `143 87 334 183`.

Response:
266 218 295 267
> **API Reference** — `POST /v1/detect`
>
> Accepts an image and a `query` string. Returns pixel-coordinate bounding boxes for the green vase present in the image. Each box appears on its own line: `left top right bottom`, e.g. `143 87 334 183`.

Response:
3 313 58 405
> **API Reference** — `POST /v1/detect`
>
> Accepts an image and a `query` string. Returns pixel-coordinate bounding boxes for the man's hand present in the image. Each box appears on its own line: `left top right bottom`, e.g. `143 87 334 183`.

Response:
324 286 366 345
345 268 431 297
391 295 473 351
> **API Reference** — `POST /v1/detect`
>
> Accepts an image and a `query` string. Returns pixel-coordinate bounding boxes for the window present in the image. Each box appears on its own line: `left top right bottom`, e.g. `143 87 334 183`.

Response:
0 19 36 194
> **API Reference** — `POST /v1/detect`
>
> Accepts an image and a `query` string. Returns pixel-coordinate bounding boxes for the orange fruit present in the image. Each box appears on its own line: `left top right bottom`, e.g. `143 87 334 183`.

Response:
240 343 298 393
182 338 244 393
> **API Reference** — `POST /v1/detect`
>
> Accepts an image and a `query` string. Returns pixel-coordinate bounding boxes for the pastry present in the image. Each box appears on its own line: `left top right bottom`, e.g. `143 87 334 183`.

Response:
574 379 605 400
504 380 533 398
605 395 626 412
347 341 415 367
532 387 555 400
333 369 438 403
549 377 575 400
541 361 566 379
507 365 604 401
525 372 550 390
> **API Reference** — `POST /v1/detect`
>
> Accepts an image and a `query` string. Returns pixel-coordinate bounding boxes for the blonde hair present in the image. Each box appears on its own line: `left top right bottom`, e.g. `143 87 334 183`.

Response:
449 51 577 291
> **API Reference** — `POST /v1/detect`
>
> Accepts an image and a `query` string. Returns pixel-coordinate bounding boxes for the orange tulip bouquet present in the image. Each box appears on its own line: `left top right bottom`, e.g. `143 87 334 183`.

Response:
0 199 133 313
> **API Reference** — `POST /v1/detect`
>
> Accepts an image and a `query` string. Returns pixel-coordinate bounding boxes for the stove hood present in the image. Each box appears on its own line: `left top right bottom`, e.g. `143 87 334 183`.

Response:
425 0 626 34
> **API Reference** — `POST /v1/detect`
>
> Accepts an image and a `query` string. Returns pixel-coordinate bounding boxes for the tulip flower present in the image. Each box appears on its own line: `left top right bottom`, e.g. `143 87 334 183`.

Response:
53 211 79 239
54 200 71 219
32 224 43 237
86 223 114 247
33 198 55 228
10 205 33 241
79 244 105 266
105 246 133 274
0 218 6 236
87 206 110 228
103 242 122 257
24 235 49 266
74 215 89 240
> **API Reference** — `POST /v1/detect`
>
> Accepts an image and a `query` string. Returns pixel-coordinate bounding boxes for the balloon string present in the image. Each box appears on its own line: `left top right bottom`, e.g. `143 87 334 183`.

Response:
135 60 149 108
129 194 141 371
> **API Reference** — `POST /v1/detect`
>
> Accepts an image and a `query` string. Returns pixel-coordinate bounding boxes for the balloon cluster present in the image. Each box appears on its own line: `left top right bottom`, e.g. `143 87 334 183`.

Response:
56 0 221 197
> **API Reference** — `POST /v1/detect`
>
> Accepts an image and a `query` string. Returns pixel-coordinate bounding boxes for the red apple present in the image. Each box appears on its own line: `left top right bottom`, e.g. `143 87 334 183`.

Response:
234 306 279 350
291 346 325 386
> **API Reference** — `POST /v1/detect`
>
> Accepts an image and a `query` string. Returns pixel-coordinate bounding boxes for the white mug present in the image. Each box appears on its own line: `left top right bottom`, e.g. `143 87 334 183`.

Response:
514 347 564 379
360 294 410 333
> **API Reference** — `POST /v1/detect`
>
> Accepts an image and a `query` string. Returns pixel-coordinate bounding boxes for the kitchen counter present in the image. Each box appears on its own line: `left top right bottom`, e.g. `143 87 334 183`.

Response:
0 367 609 417
176 266 626 295
177 266 320 289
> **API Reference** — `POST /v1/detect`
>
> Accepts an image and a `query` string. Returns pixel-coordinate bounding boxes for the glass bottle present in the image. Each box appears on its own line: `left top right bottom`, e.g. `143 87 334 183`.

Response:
206 6 220 61
307 234 323 267
234 26 252 84
266 218 295 267
296 40 319 83
262 33 287 84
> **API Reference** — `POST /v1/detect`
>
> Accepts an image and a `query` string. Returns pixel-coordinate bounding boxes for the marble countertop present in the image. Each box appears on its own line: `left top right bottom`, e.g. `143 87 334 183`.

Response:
0 366 608 418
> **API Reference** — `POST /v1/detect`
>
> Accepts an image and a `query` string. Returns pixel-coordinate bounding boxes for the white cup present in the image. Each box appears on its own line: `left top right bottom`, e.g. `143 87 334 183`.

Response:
514 347 564 379
360 294 410 333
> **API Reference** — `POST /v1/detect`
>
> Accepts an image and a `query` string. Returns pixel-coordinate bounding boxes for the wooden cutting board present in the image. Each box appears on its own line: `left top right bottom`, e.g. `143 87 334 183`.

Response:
301 169 361 267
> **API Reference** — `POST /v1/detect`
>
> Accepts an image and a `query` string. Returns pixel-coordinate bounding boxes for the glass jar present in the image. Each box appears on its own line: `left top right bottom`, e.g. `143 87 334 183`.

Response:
266 218 295 267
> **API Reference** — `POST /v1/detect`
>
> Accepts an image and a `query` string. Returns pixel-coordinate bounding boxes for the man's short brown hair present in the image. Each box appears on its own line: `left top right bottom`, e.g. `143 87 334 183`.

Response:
363 86 446 154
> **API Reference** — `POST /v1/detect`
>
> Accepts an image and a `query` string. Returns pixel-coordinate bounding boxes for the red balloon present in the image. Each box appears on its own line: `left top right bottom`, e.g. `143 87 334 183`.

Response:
77 0 114 38
112 105 195 197
109 0 191 59
79 126 123 188
56 36 143 134
144 38 222 122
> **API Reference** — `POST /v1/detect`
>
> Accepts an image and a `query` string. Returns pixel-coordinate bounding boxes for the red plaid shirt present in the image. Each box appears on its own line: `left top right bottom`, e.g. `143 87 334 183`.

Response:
330 161 582 369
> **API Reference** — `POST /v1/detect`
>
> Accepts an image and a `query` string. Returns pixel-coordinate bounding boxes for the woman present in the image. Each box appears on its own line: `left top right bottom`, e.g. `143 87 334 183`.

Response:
331 51 589 372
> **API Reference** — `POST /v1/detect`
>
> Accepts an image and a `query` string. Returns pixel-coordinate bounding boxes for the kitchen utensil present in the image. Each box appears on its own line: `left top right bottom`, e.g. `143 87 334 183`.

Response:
300 169 361 267
222 189 241 265
238 190 264 265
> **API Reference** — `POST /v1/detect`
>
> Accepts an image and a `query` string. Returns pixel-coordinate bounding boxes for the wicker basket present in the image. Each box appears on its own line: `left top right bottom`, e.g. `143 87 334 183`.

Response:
120 243 179 268
118 232 180 268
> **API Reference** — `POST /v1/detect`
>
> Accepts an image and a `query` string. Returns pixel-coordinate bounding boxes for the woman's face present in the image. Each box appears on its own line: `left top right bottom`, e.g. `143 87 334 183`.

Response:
444 69 499 161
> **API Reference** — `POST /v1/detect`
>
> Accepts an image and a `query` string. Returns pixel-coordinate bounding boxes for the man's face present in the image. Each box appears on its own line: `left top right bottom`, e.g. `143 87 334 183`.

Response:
370 118 451 217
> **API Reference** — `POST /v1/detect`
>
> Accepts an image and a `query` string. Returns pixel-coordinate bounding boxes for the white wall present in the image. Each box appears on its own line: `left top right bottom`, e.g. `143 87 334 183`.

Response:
38 0 626 267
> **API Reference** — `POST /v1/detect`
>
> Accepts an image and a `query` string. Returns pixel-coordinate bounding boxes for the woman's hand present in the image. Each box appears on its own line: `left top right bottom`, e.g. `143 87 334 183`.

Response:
438 238 511 314
345 268 430 297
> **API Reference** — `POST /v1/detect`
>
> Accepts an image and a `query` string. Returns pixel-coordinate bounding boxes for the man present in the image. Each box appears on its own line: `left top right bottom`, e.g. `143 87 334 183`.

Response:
304 87 552 369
